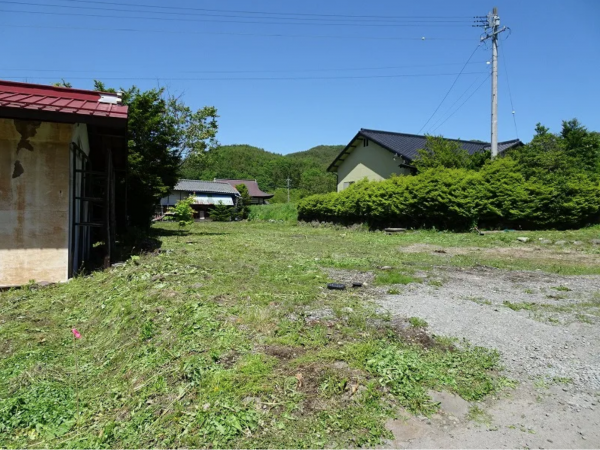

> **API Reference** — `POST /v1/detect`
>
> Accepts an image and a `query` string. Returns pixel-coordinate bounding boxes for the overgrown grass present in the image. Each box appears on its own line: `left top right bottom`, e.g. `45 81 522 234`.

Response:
248 203 298 222
3 221 598 447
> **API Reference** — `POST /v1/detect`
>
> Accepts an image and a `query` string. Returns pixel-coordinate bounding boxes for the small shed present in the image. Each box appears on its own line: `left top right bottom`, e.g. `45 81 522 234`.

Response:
0 80 128 287
215 179 274 204
159 180 240 220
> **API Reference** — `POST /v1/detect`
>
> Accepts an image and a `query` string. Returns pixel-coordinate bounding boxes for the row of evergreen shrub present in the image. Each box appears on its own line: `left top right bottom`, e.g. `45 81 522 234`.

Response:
298 158 600 230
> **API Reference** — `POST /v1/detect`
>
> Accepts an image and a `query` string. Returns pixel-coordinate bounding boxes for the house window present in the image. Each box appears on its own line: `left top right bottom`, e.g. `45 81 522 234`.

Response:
363 139 369 147
343 181 355 190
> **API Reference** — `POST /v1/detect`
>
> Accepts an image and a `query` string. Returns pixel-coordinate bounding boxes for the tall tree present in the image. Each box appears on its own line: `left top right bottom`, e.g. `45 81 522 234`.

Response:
234 184 252 220
93 80 218 229
413 135 471 172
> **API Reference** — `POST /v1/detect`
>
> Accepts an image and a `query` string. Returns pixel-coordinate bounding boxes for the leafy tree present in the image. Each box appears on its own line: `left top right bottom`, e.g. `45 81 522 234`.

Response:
561 119 600 174
210 202 232 222
270 188 309 204
413 135 471 172
167 96 219 167
123 87 181 229
53 79 72 88
234 184 252 220
92 80 219 229
170 196 195 237
299 168 337 194
468 149 491 170
506 119 600 181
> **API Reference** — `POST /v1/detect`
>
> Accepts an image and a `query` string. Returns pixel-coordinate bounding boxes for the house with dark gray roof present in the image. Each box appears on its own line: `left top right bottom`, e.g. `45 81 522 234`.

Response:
159 180 240 220
328 129 522 192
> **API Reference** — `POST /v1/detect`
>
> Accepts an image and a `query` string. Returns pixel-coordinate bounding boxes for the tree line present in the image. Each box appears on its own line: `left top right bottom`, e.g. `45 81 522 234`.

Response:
180 144 341 202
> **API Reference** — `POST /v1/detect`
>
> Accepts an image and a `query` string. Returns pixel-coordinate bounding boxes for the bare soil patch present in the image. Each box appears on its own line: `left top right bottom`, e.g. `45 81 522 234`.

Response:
398 243 600 264
375 265 600 448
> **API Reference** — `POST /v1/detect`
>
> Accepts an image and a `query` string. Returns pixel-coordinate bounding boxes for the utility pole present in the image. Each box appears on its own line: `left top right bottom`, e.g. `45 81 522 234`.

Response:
476 7 507 159
286 178 291 203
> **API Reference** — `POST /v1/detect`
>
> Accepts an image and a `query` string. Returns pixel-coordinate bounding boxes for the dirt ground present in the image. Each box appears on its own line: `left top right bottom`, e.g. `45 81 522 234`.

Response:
328 265 600 449
397 242 600 265
373 265 600 449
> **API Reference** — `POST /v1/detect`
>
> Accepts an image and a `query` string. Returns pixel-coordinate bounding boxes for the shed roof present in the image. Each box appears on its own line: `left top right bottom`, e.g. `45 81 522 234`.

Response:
174 179 240 196
0 80 128 127
215 179 274 199
328 129 523 172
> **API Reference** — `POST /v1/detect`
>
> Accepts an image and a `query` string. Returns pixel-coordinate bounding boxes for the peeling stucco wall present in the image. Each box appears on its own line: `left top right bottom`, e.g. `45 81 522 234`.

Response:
0 118 73 286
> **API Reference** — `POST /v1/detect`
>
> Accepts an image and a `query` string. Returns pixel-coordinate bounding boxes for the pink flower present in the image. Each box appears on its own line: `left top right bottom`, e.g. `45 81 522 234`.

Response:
72 328 81 339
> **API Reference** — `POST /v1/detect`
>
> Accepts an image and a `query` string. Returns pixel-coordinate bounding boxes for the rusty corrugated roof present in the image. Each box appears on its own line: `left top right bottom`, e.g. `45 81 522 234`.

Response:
0 80 128 119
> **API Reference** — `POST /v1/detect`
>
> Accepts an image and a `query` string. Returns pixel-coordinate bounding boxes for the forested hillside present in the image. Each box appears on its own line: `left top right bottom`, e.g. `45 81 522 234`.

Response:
180 144 343 201
286 144 344 169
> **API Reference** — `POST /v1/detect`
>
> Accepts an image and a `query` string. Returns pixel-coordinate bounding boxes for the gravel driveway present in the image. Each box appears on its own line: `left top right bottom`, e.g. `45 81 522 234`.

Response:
373 266 600 448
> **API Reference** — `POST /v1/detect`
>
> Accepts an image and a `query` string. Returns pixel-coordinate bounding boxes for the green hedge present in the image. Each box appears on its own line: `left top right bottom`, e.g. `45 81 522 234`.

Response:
298 158 600 230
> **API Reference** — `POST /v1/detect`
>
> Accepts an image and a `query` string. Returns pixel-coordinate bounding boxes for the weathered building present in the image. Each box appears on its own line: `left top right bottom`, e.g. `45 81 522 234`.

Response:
0 80 128 287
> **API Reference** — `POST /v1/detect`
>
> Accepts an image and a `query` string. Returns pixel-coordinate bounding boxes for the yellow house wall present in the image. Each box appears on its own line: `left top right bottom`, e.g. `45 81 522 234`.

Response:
336 140 410 191
0 119 73 287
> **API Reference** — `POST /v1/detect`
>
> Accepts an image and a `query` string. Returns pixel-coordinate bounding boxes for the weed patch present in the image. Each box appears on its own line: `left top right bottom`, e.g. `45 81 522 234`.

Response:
375 272 419 285
408 317 428 328
503 301 536 311
467 405 493 425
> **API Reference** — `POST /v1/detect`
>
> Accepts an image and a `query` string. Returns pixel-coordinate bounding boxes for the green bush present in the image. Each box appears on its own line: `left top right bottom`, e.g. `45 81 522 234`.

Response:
298 157 600 231
234 184 252 220
211 202 233 222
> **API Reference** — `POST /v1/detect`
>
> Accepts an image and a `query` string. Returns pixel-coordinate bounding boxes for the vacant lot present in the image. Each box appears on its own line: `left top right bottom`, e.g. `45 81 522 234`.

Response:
1 222 599 448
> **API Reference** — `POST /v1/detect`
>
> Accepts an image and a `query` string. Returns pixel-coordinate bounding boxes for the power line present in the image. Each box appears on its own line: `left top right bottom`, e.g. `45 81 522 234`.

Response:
0 61 488 75
2 72 488 83
425 73 487 133
0 23 476 42
418 43 482 133
24 0 474 21
0 6 473 27
499 37 519 138
0 0 474 24
430 74 491 133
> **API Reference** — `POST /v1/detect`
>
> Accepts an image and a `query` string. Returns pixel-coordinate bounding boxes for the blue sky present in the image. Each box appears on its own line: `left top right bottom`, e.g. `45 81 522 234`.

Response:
3 0 599 154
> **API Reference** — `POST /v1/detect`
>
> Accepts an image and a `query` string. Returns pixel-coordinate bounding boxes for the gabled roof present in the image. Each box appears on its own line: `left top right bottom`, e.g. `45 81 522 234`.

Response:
174 179 240 196
327 128 523 172
0 80 128 127
215 179 274 199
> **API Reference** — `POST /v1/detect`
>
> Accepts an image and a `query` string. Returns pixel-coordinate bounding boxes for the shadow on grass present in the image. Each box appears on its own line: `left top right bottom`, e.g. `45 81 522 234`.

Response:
150 228 229 238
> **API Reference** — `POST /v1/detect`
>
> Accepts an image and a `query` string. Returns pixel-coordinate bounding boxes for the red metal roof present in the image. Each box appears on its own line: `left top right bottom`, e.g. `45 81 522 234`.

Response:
0 80 128 120
216 179 274 199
